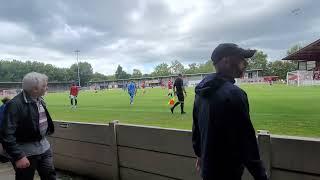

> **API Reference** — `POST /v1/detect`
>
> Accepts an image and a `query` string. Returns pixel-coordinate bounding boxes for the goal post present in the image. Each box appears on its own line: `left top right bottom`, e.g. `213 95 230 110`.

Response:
287 70 320 86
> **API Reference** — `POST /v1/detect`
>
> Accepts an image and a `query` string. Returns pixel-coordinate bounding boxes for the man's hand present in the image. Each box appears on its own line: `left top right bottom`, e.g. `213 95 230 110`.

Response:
195 157 201 173
15 156 30 169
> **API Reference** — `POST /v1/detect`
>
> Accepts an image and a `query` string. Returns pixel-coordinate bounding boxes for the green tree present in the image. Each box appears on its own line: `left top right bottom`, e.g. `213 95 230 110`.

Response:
267 61 297 79
0 59 92 83
132 69 142 78
106 75 116 80
287 44 302 56
198 60 214 73
247 51 268 75
115 65 130 79
286 44 303 65
170 60 185 74
91 72 107 81
151 63 170 76
69 62 93 86
185 63 198 74
0 60 72 82
55 68 70 81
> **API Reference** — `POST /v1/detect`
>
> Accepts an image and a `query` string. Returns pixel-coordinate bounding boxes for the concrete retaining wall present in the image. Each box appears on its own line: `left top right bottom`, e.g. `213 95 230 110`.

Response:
48 121 320 180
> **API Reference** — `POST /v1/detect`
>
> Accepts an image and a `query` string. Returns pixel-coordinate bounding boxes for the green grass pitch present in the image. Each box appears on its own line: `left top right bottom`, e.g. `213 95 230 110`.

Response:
41 84 319 137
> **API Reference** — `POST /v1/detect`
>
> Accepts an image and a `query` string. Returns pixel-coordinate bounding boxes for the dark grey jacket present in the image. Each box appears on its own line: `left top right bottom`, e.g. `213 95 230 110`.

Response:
1 91 54 161
192 73 268 180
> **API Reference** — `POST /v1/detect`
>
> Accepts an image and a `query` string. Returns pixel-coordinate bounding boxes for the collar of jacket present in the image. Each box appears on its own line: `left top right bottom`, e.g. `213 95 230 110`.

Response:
22 90 44 104
216 72 236 84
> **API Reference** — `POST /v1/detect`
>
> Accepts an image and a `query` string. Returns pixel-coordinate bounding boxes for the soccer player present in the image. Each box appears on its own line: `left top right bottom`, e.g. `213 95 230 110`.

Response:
70 83 79 108
163 79 167 89
127 81 136 104
170 74 187 114
122 83 127 92
141 81 146 95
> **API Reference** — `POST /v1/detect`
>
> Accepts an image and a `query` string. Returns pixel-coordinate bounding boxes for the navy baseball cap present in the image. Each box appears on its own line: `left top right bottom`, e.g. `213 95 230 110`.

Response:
211 43 256 64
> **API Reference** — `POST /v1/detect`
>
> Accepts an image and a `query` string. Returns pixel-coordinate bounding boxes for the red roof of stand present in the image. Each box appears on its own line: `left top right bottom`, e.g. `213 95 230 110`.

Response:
282 39 320 61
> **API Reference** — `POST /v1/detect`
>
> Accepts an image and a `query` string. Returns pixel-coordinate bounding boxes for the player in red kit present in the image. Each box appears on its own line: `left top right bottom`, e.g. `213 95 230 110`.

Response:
141 81 146 95
70 83 79 108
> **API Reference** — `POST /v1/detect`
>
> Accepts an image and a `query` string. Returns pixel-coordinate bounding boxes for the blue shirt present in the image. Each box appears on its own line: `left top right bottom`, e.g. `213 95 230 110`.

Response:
128 83 136 94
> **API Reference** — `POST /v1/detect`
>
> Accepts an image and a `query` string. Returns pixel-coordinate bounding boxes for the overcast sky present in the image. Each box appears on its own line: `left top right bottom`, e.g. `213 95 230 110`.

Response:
0 0 319 75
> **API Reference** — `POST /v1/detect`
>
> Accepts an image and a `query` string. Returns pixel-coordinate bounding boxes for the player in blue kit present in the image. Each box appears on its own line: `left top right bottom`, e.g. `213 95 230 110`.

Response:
127 81 137 105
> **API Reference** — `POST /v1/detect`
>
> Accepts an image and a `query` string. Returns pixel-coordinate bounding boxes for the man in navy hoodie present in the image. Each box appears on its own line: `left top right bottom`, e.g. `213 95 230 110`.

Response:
192 43 268 180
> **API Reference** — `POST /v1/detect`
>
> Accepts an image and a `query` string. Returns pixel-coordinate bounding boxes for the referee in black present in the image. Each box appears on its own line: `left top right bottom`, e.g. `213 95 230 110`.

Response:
170 74 187 114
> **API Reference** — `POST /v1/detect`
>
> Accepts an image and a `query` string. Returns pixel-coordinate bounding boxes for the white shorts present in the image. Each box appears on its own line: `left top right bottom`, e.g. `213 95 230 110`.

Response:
70 95 77 99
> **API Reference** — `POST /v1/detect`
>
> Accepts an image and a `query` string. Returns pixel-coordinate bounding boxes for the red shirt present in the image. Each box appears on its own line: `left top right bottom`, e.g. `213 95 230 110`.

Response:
70 86 79 96
168 81 173 89
141 83 145 88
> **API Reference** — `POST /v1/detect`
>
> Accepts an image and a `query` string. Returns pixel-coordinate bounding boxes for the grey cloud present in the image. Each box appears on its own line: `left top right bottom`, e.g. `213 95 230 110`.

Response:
193 1 319 46
0 0 319 74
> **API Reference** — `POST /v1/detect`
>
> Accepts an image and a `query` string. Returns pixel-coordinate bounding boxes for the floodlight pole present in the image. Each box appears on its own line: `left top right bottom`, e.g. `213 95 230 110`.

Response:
75 50 81 86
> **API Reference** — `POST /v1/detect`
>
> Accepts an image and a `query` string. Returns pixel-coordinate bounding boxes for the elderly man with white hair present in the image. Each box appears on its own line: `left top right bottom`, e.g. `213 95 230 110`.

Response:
1 72 56 180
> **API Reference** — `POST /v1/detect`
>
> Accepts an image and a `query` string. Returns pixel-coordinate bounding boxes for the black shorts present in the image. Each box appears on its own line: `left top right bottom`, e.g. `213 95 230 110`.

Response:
177 93 184 102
